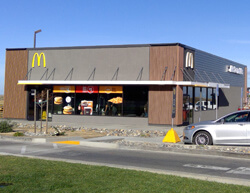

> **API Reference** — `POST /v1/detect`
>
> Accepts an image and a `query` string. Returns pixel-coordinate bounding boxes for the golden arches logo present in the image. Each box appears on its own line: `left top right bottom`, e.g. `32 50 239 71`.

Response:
32 52 46 68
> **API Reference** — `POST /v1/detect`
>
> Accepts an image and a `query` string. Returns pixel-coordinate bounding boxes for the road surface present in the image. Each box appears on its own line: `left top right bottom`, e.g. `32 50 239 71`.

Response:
0 140 249 186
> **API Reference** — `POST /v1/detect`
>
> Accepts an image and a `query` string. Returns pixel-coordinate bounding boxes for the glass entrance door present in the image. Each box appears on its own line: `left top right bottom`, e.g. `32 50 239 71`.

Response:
183 87 193 125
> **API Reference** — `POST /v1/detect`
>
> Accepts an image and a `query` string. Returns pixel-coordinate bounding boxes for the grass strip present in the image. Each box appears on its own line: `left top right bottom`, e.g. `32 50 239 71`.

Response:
0 155 249 193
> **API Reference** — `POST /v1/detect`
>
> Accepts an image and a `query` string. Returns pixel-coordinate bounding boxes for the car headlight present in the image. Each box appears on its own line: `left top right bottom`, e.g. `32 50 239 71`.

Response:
185 125 195 130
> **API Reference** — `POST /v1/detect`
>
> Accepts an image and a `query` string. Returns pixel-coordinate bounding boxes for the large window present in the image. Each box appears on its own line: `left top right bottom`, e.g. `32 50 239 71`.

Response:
194 87 208 111
123 86 148 117
183 86 193 124
213 88 217 109
183 86 218 124
52 85 149 118
99 86 123 116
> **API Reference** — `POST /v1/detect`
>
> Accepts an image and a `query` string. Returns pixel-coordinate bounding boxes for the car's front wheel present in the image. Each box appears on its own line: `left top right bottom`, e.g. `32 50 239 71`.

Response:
193 131 212 145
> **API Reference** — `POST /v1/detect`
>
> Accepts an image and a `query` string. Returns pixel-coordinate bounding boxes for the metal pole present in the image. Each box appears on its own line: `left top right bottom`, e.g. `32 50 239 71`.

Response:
241 87 243 110
216 84 218 119
46 89 49 134
40 90 43 132
34 29 41 48
33 33 36 48
199 87 202 122
34 89 36 133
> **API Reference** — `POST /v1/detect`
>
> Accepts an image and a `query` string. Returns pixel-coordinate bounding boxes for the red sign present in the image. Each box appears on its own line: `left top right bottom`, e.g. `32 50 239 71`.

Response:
76 86 98 94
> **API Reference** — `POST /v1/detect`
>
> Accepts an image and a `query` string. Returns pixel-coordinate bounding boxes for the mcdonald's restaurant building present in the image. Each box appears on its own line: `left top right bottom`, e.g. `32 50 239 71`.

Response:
3 43 247 126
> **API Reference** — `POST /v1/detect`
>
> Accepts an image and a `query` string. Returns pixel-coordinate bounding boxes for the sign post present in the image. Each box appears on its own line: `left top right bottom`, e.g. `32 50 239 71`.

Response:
46 89 49 134
172 87 176 128
162 86 181 143
241 87 243 110
31 89 37 133
216 84 219 119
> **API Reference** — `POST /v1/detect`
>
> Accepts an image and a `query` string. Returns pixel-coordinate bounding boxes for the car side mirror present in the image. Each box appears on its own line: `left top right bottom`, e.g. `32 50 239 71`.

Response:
221 119 225 124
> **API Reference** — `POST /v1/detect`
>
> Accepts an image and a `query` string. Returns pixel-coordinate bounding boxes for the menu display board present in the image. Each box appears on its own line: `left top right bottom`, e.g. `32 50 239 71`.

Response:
53 86 75 93
76 86 98 94
99 86 123 94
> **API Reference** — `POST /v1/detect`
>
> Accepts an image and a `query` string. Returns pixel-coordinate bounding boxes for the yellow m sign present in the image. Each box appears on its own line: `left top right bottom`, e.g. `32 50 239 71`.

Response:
32 52 46 68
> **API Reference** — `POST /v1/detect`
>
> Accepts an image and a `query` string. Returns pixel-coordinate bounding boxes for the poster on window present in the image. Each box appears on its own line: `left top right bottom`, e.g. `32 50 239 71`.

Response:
78 100 93 115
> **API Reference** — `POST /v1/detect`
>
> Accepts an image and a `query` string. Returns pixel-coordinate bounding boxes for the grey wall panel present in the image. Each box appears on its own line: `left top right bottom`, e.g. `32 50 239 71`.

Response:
193 86 241 123
194 49 245 87
28 47 150 81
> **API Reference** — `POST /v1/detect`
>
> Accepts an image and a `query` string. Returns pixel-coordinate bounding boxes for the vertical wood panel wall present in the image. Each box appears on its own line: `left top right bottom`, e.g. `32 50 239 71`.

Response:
3 50 28 119
149 45 184 125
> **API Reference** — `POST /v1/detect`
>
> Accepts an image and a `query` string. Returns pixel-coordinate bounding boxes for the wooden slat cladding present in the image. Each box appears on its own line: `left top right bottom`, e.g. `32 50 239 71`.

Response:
148 85 172 124
3 50 28 119
149 46 183 81
149 46 184 125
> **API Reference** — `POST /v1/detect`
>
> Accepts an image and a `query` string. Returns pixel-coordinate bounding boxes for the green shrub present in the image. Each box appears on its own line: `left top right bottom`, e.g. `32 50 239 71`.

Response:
13 132 24 137
0 120 14 133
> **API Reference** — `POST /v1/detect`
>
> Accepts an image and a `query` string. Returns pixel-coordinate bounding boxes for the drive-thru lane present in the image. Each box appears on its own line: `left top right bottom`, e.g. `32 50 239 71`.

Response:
0 140 249 186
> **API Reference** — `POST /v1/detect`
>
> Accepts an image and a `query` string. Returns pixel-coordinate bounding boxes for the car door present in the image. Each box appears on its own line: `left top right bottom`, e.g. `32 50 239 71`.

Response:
213 112 248 144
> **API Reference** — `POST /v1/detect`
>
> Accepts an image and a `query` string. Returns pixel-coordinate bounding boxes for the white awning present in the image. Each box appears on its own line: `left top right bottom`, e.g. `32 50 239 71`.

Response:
17 80 230 88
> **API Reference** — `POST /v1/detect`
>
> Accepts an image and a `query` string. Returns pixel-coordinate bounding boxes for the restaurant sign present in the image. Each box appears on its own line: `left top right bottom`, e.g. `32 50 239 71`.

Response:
227 65 243 75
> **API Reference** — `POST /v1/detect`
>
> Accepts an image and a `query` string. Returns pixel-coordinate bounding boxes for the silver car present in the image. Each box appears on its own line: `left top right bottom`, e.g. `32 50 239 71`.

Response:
183 110 250 145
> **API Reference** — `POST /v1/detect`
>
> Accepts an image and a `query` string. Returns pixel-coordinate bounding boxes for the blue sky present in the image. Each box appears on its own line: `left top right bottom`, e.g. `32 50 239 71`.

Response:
1 0 250 94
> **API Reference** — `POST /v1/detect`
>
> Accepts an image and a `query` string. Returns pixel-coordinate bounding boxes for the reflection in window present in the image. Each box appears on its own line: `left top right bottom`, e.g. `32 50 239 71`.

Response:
208 88 213 110
201 87 207 111
194 87 216 111
194 87 201 111
183 87 193 124
194 87 207 111
213 88 217 109
188 87 193 110
183 86 190 123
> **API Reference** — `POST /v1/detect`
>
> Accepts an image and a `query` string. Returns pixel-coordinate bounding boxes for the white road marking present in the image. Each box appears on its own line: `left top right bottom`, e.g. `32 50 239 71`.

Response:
53 143 58 149
18 144 77 155
227 167 250 175
20 146 26 154
183 164 231 171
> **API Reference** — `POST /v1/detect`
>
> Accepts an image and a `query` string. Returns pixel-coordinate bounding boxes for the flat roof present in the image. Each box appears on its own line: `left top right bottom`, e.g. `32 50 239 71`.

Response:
6 43 187 51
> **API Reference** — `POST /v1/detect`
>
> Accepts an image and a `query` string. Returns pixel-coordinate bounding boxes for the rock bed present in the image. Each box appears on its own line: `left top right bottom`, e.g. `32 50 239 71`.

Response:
15 123 167 137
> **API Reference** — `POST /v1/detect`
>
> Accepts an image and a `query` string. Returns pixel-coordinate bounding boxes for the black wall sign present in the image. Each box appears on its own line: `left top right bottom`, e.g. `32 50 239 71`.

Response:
172 87 176 118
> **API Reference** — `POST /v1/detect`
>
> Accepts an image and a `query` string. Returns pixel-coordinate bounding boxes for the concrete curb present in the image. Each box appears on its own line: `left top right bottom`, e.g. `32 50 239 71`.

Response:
116 140 250 159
